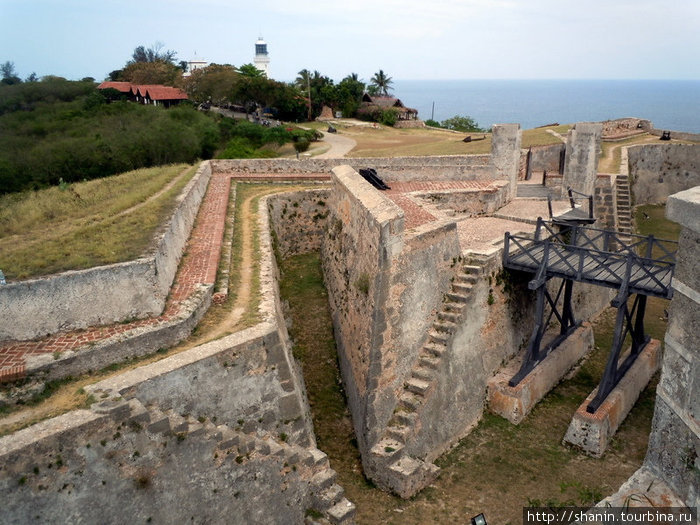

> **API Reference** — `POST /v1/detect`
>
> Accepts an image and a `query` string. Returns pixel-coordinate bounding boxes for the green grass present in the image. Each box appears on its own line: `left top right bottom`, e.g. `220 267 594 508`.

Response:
0 164 196 279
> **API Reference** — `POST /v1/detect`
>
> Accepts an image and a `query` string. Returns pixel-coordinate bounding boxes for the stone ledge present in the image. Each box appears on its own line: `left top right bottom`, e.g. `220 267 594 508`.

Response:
563 339 661 457
487 323 594 424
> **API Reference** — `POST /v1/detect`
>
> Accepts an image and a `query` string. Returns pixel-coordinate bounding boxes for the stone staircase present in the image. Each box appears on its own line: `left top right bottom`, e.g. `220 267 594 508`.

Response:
365 259 486 498
615 174 634 243
94 398 356 524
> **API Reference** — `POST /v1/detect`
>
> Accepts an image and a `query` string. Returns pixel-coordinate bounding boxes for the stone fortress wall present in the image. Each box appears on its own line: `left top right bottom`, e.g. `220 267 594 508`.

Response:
0 162 213 342
645 188 700 508
1 123 699 520
628 143 700 205
0 190 357 524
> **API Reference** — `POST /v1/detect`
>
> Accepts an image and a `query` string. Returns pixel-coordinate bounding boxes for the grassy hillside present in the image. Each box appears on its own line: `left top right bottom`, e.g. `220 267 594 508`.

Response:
0 164 197 280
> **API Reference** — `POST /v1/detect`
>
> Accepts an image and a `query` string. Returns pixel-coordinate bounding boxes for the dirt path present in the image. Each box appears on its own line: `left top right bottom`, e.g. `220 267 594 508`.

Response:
598 135 659 174
115 166 192 218
315 130 357 158
194 183 258 342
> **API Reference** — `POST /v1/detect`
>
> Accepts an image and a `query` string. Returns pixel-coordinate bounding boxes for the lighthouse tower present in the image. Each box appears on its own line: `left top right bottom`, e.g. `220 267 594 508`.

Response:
253 37 270 77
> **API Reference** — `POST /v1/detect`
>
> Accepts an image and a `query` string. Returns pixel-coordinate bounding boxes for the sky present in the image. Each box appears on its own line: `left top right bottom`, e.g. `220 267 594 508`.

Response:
1 0 699 83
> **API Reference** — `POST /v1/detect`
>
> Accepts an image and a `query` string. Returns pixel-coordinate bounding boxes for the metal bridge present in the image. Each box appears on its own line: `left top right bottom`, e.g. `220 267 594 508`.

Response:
503 217 677 413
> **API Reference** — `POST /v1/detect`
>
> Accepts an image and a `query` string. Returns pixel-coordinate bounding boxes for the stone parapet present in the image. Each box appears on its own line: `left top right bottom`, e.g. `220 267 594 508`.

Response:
212 155 494 182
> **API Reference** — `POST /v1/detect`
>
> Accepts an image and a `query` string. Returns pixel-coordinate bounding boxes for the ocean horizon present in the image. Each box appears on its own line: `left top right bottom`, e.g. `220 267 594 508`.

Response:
391 79 700 133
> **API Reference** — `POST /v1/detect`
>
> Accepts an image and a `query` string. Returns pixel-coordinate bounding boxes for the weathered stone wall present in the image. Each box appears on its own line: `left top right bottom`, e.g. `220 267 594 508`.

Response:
594 174 618 230
407 256 533 460
0 162 211 342
601 118 652 139
644 186 700 508
320 165 406 452
628 144 700 204
412 181 510 216
649 128 700 143
212 155 494 181
0 192 353 524
375 220 461 444
491 124 522 200
527 143 566 174
405 257 612 461
563 122 603 197
267 189 331 258
0 401 335 525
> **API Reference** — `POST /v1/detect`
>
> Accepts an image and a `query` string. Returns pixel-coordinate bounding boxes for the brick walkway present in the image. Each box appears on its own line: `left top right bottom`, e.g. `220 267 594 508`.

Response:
0 174 232 382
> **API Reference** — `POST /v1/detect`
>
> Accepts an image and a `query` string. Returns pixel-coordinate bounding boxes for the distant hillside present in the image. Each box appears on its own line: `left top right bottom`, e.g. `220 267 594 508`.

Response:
0 79 219 194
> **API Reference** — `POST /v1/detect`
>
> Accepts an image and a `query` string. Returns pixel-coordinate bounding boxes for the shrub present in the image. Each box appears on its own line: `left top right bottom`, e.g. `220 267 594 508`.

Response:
293 139 310 154
379 109 398 127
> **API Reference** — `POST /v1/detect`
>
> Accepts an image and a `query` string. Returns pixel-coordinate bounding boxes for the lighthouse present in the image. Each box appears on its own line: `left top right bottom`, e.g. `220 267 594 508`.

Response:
253 37 270 77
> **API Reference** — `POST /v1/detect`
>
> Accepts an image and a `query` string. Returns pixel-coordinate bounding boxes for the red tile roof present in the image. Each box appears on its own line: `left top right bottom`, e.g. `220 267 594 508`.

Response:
98 82 188 101
142 85 188 101
97 81 133 93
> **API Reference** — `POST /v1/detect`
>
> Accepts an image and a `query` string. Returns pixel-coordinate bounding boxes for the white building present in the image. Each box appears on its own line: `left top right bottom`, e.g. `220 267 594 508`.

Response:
253 37 270 77
184 55 208 77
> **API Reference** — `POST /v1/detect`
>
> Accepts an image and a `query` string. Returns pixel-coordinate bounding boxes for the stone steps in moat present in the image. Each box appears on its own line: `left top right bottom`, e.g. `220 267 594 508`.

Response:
91 398 354 523
366 259 489 498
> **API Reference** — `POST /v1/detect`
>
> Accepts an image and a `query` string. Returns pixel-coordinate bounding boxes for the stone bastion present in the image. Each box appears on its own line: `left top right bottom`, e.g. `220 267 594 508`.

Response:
1 128 698 521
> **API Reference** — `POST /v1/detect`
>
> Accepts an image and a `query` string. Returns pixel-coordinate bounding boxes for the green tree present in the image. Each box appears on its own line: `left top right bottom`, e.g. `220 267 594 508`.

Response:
120 61 182 86
238 63 265 78
336 73 365 117
369 69 393 96
1 61 21 85
131 42 177 64
440 115 485 132
184 64 238 105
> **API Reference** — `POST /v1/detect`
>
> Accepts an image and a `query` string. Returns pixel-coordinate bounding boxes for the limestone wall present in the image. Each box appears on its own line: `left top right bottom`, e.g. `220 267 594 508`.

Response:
404 257 611 462
0 193 351 523
628 144 700 204
412 181 510 216
406 256 533 460
491 124 522 200
0 400 334 525
649 128 700 143
563 122 603 197
594 174 618 231
376 220 461 443
267 189 331 258
213 155 494 181
527 143 565 174
320 165 406 451
0 162 211 342
645 187 700 508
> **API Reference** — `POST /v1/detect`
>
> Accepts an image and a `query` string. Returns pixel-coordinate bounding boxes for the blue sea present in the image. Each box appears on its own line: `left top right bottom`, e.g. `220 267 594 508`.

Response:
392 79 700 133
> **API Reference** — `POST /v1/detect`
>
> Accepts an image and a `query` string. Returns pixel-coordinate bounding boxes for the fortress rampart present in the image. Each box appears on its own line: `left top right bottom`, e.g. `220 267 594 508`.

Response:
0 162 212 342
1 124 698 520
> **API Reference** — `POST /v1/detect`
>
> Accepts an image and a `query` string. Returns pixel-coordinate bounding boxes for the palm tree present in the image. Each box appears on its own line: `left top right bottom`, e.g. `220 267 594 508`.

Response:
370 69 393 96
295 69 311 90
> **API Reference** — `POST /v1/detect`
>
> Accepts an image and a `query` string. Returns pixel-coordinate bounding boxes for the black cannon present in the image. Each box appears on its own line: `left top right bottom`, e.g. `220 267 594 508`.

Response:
359 168 390 190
